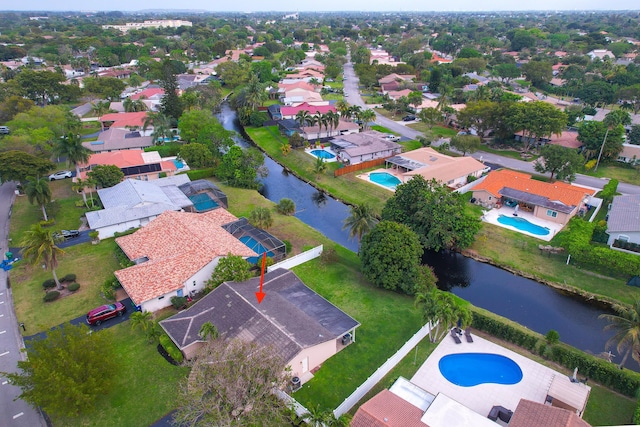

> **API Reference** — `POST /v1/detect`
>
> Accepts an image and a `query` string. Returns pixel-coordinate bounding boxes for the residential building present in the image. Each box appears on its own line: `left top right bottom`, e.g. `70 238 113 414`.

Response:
606 194 640 247
115 209 256 312
280 102 337 120
385 147 487 188
102 19 193 33
330 130 401 164
514 131 582 149
472 169 596 225
587 49 615 60
300 120 360 141
617 143 640 165
159 268 360 382
78 149 177 182
83 128 153 153
99 112 148 130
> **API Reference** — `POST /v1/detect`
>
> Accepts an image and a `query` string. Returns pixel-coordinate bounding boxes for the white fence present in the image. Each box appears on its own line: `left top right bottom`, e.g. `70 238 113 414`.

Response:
455 174 487 194
333 321 434 418
268 245 323 272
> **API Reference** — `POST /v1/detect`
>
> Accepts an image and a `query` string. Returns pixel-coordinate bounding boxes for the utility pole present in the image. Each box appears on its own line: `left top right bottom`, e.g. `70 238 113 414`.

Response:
594 127 609 172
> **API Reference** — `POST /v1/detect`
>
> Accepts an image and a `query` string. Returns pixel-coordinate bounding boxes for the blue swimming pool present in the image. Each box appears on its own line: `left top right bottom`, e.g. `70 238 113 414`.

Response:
310 149 336 159
369 172 401 190
497 215 550 236
173 159 184 169
240 236 274 264
439 353 523 387
189 193 218 212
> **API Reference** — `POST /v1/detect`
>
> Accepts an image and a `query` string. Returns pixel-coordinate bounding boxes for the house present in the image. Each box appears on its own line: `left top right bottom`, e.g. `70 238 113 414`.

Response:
472 169 596 225
277 119 300 137
86 176 193 239
130 88 164 100
514 130 582 149
378 73 415 86
99 112 148 130
83 128 153 153
115 210 257 312
278 81 319 93
159 268 360 382
78 149 177 182
587 49 615 60
606 194 640 247
267 104 282 120
330 130 402 164
386 89 413 101
280 88 323 105
617 143 640 165
280 102 337 120
300 119 360 141
385 147 487 188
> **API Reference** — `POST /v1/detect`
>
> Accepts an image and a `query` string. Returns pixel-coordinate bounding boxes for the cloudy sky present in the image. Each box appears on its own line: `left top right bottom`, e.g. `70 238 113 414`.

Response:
4 0 639 12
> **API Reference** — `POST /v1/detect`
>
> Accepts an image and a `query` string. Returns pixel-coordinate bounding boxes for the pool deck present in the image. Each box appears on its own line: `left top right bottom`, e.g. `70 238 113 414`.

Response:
482 206 561 242
410 333 588 418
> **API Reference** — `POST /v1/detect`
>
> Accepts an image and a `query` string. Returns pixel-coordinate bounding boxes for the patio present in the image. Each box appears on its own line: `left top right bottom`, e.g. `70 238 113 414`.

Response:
410 333 590 419
482 205 562 242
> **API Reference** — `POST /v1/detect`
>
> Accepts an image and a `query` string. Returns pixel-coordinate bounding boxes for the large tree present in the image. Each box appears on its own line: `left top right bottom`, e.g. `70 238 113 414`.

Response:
360 221 424 295
178 143 213 168
381 176 481 251
87 164 124 188
449 134 481 156
521 61 552 86
577 121 625 161
599 299 640 368
5 323 116 417
216 146 266 189
158 58 183 122
172 339 291 427
83 76 126 101
417 107 443 130
456 101 497 139
24 176 52 221
577 81 616 108
506 101 567 153
493 63 521 83
0 151 53 183
534 144 584 182
14 69 65 106
20 223 65 290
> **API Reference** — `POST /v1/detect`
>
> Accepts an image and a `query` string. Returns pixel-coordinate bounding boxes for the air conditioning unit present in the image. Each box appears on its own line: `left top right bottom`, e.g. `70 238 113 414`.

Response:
291 376 301 391
342 333 352 345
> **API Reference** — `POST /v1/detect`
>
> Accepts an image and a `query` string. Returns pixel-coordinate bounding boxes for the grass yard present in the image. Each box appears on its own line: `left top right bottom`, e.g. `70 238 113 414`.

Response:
369 125 395 134
407 123 457 138
583 161 640 186
12 240 121 333
291 255 424 410
584 383 637 426
51 324 189 427
478 143 539 162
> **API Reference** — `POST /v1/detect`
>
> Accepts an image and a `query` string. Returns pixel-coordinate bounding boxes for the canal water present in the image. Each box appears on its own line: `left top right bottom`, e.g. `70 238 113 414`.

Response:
217 103 630 370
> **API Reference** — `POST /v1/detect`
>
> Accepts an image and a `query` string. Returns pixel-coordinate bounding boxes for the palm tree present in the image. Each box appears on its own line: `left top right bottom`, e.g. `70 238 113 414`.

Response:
91 100 110 118
360 109 376 130
24 176 52 221
199 321 219 341
302 405 333 427
53 132 91 178
249 207 273 229
20 223 65 290
348 105 362 122
325 110 340 137
72 178 89 208
296 110 312 129
335 100 349 120
130 311 154 333
123 97 147 112
315 113 328 141
143 112 172 144
599 299 640 368
313 156 328 178
342 204 378 244
276 198 296 215
415 289 470 342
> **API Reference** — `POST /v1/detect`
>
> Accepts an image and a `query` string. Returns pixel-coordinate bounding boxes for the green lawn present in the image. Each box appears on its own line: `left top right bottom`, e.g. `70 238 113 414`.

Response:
407 123 457 138
51 324 188 427
584 383 637 426
369 125 395 134
583 161 640 186
477 143 539 161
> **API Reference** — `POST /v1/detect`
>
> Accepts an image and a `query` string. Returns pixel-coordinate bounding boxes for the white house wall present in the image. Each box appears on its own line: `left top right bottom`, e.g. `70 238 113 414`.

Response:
607 231 640 246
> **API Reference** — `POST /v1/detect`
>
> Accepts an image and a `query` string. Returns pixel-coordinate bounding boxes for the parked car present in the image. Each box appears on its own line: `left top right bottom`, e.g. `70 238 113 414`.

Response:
402 115 417 122
385 135 401 142
49 170 73 181
0 126 10 134
86 302 126 326
54 229 80 240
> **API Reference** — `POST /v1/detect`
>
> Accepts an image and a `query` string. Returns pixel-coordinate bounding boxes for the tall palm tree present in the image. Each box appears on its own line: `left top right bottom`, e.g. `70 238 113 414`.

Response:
91 100 110 118
315 113 328 141
296 110 312 128
342 204 378 244
20 223 65 290
53 132 91 178
335 100 350 120
599 299 640 368
348 105 362 122
71 178 89 208
325 110 340 137
143 112 172 144
24 176 52 221
360 109 376 130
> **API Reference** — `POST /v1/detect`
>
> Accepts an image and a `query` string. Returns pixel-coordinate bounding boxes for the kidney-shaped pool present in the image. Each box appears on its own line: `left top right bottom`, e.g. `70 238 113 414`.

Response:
438 353 523 387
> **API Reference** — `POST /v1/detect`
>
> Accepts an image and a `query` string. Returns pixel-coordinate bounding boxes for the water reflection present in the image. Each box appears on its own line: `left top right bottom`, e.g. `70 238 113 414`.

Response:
311 191 328 207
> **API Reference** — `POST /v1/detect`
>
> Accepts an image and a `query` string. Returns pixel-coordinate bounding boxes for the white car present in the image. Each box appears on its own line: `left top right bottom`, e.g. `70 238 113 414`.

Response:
49 170 73 181
385 135 401 142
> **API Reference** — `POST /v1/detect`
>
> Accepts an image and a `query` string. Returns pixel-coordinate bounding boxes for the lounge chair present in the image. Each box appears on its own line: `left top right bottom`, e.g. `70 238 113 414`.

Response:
451 329 462 344
465 328 473 343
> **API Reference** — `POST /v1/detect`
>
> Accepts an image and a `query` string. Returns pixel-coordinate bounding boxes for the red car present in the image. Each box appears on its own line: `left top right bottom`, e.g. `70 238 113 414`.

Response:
86 302 126 326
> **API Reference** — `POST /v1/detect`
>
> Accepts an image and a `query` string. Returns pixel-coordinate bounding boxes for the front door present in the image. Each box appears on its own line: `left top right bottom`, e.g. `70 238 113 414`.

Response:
302 357 309 373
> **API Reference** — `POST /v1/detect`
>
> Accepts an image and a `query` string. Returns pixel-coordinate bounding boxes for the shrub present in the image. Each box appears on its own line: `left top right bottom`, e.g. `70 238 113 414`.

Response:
283 240 292 254
159 334 184 364
276 198 296 215
101 275 119 301
113 228 138 238
67 283 80 292
186 168 215 180
62 273 76 283
171 296 188 310
545 330 560 345
115 245 134 268
634 401 640 424
144 142 182 157
43 291 60 302
42 279 56 289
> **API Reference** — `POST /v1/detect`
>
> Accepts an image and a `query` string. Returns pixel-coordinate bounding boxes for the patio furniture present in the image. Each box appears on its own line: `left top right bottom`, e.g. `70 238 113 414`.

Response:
451 329 462 344
488 405 513 422
465 328 473 343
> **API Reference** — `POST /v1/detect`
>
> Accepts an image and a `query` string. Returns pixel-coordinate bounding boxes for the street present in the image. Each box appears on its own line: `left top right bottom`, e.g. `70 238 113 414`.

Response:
0 181 46 427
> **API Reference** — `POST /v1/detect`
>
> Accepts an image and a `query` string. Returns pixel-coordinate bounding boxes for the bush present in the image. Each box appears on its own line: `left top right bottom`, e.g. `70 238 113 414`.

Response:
101 275 119 301
62 273 76 283
159 334 184 364
186 168 215 180
283 240 292 254
545 330 560 345
43 291 60 302
115 245 134 268
276 198 296 215
42 279 56 289
634 401 640 424
67 283 80 292
171 296 188 310
144 142 182 157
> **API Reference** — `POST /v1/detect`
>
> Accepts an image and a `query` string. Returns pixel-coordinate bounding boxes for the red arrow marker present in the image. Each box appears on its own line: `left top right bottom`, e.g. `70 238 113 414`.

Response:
255 252 267 304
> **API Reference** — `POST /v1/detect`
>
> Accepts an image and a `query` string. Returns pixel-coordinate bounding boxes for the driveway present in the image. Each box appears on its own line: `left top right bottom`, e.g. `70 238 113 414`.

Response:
0 181 47 427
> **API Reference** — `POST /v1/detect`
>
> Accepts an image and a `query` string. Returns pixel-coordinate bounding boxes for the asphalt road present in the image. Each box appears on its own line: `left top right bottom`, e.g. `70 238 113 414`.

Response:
0 181 46 427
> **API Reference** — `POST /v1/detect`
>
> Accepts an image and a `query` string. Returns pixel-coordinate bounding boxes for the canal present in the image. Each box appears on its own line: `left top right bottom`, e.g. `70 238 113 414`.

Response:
217 103 629 370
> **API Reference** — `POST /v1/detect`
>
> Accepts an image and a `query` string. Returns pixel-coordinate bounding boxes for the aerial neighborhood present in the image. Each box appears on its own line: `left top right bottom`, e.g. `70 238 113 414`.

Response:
3 8 640 427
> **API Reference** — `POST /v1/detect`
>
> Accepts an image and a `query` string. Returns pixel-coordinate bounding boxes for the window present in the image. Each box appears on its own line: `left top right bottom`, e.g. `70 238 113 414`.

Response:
618 235 630 242
177 289 183 297
158 295 165 300
546 210 558 218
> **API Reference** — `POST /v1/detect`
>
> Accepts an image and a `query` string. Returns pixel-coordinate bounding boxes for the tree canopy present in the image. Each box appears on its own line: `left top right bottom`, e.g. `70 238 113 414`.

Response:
0 150 53 183
88 164 124 188
534 144 584 182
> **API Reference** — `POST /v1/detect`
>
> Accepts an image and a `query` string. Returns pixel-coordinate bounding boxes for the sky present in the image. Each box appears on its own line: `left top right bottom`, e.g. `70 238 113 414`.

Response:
4 0 640 12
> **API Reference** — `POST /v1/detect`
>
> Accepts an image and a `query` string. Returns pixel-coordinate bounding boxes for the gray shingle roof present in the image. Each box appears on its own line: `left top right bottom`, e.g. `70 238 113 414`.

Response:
607 194 640 233
160 268 359 362
86 203 180 229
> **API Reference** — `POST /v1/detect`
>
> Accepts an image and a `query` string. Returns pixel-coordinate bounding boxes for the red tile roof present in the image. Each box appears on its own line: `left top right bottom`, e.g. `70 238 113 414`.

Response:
280 102 337 116
351 390 427 427
100 111 148 128
78 149 176 179
131 88 164 100
472 169 595 206
509 400 591 427
115 210 256 305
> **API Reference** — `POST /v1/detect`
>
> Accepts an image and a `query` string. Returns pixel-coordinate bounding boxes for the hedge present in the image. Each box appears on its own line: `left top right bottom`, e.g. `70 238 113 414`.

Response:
159 334 184 364
471 310 640 397
43 291 60 302
62 273 77 282
185 168 215 181
67 283 80 292
42 279 56 289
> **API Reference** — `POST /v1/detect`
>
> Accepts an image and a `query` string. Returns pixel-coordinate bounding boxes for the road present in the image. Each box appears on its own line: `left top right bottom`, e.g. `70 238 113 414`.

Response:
342 58 640 195
0 182 47 427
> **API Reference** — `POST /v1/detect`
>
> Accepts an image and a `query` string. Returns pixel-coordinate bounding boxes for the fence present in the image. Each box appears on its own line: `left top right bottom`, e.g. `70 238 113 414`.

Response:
267 245 323 272
333 158 387 177
333 322 434 418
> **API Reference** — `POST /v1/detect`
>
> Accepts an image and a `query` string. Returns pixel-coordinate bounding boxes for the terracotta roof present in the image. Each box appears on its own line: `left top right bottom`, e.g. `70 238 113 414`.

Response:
114 210 256 304
508 400 591 427
81 150 177 176
472 169 595 207
280 102 337 116
131 88 164 100
351 390 427 427
99 111 148 128
387 89 413 100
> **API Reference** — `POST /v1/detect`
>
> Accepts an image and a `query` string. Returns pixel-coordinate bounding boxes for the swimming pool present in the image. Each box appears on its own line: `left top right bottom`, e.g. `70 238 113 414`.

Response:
369 172 401 190
310 149 336 159
239 236 274 264
189 193 218 212
497 215 550 236
439 353 523 387
172 159 184 169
